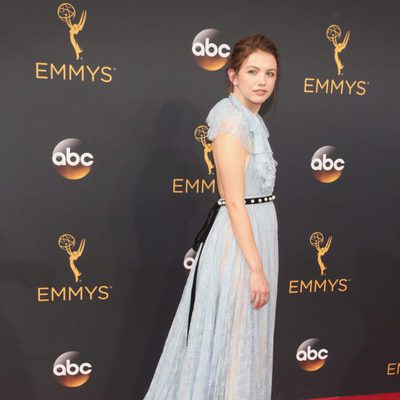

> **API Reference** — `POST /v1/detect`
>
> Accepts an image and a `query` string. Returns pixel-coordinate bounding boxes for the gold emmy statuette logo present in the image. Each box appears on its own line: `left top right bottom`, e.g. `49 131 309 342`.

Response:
310 232 332 276
58 234 85 282
326 24 350 76
194 125 214 175
57 3 87 60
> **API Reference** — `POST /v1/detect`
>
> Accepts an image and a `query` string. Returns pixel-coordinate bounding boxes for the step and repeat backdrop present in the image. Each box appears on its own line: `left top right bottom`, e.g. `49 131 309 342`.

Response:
0 0 398 399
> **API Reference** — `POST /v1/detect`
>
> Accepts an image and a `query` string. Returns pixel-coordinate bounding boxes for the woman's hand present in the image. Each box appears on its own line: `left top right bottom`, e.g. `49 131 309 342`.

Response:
250 268 270 310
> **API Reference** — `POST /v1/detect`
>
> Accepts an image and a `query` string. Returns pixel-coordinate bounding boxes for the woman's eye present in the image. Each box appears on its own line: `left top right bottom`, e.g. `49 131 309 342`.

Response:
267 72 275 77
248 70 256 75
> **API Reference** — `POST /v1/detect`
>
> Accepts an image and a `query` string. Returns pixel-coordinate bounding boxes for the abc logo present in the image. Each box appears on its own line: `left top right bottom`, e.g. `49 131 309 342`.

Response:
192 29 230 71
52 138 94 180
311 145 345 183
53 351 92 387
296 338 328 371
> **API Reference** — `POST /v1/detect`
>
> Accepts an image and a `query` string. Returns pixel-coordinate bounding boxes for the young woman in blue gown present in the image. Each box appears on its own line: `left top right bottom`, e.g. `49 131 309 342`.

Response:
144 33 280 400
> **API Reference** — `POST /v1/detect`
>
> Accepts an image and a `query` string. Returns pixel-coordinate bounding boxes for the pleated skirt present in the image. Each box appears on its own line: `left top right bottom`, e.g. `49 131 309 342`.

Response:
144 201 279 400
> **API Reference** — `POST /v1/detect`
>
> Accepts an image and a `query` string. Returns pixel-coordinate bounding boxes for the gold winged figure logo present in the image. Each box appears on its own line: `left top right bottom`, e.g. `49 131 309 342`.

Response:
58 233 86 282
194 125 214 175
326 24 350 76
310 231 332 276
57 3 87 60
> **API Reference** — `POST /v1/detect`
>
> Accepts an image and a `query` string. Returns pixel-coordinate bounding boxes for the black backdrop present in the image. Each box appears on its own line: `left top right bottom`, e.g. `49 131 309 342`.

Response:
0 0 399 399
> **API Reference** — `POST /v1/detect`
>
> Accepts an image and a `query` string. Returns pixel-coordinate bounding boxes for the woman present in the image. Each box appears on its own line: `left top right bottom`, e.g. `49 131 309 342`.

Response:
144 33 280 400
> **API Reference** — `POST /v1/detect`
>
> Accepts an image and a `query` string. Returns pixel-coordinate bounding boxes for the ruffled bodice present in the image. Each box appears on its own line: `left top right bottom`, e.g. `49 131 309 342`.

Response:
206 93 278 196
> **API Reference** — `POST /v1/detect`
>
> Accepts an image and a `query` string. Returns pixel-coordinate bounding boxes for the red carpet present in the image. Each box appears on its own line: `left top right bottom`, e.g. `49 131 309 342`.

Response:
312 393 400 400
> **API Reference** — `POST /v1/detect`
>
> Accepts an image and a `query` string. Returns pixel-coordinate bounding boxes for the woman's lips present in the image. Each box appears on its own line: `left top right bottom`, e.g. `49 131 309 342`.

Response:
254 90 267 96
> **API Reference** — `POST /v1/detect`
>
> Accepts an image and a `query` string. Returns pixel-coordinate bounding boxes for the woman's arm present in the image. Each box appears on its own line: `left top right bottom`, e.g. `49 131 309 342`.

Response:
211 133 263 273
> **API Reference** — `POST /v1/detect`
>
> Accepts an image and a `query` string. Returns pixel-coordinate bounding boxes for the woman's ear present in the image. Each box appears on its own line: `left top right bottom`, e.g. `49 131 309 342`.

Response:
227 68 237 86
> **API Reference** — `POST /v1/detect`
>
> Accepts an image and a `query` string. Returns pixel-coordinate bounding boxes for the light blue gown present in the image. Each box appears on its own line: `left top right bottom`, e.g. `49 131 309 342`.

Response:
144 92 279 400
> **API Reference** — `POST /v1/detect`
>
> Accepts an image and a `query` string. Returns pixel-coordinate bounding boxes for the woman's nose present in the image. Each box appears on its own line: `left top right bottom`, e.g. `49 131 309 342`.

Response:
257 76 266 85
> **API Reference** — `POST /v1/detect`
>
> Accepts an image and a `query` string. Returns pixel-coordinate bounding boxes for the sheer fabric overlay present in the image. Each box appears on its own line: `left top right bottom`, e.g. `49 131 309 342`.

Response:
144 93 279 400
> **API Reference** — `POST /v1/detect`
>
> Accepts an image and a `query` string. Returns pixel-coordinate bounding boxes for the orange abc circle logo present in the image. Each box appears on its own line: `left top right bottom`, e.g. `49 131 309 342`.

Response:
311 145 345 183
52 138 94 180
192 29 230 71
53 351 92 387
296 338 328 371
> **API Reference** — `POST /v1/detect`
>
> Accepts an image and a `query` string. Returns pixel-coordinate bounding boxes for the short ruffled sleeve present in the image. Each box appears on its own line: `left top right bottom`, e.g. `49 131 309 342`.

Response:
205 99 252 153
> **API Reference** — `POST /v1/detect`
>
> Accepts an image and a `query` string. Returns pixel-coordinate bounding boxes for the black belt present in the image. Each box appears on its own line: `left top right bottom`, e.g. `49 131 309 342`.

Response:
186 193 276 345
217 194 276 206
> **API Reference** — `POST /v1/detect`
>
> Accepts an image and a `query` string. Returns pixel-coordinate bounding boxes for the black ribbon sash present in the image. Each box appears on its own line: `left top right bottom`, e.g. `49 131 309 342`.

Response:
186 201 221 344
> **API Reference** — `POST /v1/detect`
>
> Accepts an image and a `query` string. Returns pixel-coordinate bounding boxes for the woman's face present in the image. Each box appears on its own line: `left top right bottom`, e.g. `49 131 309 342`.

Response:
228 50 278 113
